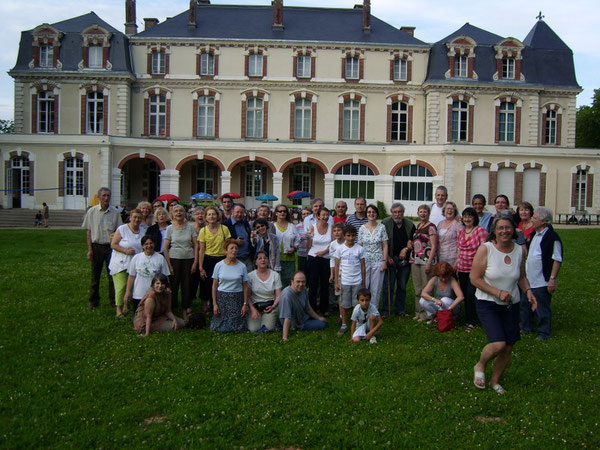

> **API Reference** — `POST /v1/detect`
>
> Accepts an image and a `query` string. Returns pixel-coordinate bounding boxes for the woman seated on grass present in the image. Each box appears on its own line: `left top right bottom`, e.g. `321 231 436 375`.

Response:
133 273 185 337
247 251 282 333
124 235 170 312
419 262 464 324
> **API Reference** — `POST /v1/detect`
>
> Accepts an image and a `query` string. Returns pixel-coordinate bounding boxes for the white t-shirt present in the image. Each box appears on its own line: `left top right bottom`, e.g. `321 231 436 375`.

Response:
248 270 282 303
351 303 380 326
127 252 170 299
429 203 445 227
334 243 365 286
329 240 344 268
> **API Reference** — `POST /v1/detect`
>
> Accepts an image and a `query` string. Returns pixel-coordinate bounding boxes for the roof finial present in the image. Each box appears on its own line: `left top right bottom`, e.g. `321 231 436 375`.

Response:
536 11 544 21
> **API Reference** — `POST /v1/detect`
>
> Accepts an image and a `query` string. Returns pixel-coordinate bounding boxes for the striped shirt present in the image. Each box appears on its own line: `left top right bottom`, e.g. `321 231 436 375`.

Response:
456 226 487 273
345 213 368 231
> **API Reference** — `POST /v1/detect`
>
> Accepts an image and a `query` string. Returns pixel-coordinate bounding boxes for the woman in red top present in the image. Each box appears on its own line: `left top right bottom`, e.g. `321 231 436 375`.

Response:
456 207 487 332
516 202 535 244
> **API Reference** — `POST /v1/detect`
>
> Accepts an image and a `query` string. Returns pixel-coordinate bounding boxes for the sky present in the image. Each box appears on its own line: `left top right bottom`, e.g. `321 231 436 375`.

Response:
1 0 598 121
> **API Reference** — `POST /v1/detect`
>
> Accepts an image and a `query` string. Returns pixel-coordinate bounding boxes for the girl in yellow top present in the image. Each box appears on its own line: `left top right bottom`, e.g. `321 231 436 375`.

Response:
198 206 231 313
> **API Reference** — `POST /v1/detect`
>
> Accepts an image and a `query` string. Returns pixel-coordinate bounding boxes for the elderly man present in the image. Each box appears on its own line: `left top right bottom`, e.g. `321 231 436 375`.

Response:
82 187 122 309
333 200 348 224
381 202 415 317
279 271 327 341
429 185 448 226
303 197 333 230
345 197 368 230
523 207 563 340
223 203 255 273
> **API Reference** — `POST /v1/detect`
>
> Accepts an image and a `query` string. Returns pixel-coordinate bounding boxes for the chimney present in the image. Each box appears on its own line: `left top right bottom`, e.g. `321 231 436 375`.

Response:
272 0 284 30
400 26 415 37
363 0 371 32
144 18 159 30
125 0 137 36
189 0 196 29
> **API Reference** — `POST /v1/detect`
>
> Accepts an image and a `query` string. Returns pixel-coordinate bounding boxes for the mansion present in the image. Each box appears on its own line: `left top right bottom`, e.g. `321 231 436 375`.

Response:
1 0 598 215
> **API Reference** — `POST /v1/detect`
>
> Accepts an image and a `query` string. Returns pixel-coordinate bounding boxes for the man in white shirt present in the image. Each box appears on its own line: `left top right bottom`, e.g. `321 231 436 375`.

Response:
429 185 448 227
303 197 333 230
524 207 563 340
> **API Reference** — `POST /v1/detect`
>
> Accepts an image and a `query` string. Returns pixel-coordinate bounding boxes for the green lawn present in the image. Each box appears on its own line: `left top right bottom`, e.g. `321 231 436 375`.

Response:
1 229 598 448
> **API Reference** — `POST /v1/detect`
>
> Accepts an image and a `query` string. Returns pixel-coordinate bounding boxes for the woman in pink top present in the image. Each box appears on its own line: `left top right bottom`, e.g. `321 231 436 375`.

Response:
456 207 487 332
437 201 464 267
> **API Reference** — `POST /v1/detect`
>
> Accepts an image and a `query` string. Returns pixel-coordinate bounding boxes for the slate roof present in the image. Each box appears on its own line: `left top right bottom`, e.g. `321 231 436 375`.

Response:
425 20 579 88
135 4 427 47
11 12 133 74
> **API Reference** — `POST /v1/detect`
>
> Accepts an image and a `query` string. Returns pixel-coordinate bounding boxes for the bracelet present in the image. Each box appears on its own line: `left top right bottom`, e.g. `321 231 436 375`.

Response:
525 288 531 293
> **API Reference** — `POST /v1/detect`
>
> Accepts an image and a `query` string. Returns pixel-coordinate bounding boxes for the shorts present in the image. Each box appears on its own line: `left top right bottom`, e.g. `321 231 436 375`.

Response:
341 284 361 309
352 322 371 338
476 299 521 345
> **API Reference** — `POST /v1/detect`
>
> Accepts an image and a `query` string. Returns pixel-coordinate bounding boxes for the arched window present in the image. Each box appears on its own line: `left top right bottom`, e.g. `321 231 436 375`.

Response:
334 163 375 202
393 164 433 202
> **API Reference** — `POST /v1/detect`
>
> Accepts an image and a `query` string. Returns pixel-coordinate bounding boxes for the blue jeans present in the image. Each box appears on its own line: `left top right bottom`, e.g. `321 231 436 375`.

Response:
300 319 327 331
381 256 411 315
521 287 552 339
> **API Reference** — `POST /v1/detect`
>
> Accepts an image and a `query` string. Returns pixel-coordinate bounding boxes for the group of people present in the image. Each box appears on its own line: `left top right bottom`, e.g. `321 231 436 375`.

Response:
82 185 563 392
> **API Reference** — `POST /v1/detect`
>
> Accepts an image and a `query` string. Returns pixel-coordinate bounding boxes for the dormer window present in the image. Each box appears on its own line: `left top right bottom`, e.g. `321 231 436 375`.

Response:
88 46 103 69
454 55 468 78
31 24 63 69
494 38 524 81
502 58 515 79
39 46 53 68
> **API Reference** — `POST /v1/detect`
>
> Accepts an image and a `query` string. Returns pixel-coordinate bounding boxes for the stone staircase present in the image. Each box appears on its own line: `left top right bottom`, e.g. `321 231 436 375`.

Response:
0 208 86 228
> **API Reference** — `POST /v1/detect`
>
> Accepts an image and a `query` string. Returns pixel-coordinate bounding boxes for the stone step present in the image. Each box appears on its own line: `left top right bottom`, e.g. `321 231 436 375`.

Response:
0 208 86 228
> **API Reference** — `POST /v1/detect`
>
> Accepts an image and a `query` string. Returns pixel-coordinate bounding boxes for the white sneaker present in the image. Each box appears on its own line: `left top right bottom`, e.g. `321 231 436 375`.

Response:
369 336 378 345
337 325 348 336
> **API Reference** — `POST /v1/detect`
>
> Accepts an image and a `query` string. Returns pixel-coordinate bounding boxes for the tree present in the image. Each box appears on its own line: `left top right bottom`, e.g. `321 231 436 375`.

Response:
0 119 14 134
576 89 600 148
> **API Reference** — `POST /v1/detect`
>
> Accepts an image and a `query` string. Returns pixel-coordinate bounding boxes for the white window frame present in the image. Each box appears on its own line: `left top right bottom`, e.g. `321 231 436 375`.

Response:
545 109 557 144
248 53 263 77
86 91 104 134
297 55 311 78
196 160 215 195
39 45 53 68
334 163 375 204
246 97 263 138
575 170 587 211
149 94 166 136
65 157 85 196
200 53 214 76
502 58 515 79
293 163 311 193
342 99 360 140
393 164 434 204
452 100 468 142
345 56 359 79
245 162 263 198
391 101 408 142
152 51 165 75
88 45 103 69
37 91 54 134
454 55 467 77
294 98 312 139
394 58 407 81
499 101 515 142
197 96 215 137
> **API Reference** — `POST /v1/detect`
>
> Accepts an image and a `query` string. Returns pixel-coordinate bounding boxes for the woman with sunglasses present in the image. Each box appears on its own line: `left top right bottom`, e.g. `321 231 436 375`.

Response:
273 204 300 288
251 218 281 274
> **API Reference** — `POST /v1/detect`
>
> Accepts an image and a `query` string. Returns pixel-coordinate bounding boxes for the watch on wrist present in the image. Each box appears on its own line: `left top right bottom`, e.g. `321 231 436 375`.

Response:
550 275 557 280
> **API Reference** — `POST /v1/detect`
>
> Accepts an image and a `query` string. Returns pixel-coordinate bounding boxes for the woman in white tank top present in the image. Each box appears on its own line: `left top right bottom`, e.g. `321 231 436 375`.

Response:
470 217 537 395
306 207 332 315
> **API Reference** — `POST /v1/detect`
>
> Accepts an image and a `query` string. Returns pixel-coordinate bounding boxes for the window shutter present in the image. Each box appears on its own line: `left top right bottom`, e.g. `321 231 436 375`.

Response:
84 162 89 197
103 95 108 135
570 173 577 207
29 161 35 193
53 94 59 134
447 104 453 142
293 56 297 78
81 94 86 134
147 53 152 74
586 174 594 208
58 161 65 196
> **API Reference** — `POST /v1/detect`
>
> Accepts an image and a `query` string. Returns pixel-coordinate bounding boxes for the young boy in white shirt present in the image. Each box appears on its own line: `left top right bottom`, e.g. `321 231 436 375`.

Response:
350 288 383 344
334 225 366 336
329 223 345 317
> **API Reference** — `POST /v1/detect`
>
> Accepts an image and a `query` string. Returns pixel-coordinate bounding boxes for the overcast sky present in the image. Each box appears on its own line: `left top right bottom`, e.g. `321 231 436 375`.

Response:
1 0 598 121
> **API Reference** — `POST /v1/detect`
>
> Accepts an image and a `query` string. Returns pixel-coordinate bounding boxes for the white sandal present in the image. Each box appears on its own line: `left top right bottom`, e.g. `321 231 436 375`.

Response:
490 384 506 394
473 368 486 389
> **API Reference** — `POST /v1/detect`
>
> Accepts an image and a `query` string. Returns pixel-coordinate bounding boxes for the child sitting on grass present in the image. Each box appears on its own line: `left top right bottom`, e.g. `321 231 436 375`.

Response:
329 222 345 320
350 288 383 344
334 225 366 336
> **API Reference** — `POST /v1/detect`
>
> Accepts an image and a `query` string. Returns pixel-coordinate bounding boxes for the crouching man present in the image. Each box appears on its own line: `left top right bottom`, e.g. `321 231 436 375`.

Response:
279 271 327 341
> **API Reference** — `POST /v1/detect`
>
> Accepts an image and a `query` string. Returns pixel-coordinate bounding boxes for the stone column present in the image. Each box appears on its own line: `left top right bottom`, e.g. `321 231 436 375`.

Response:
111 168 122 207
220 171 231 195
272 171 283 204
324 173 335 208
376 174 394 211
160 169 180 198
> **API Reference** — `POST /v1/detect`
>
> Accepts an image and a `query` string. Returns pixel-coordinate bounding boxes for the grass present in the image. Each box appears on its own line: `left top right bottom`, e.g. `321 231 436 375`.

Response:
1 229 599 448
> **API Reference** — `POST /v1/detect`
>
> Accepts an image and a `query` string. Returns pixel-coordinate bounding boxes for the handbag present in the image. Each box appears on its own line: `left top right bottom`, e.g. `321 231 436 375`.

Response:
436 309 455 332
253 300 275 312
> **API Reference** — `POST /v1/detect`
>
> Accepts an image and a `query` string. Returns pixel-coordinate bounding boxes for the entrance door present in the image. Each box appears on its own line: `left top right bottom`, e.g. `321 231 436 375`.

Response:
6 157 30 209
64 157 86 209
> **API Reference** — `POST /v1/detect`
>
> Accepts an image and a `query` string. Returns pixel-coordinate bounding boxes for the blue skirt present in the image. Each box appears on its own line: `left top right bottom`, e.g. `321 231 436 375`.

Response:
210 290 247 332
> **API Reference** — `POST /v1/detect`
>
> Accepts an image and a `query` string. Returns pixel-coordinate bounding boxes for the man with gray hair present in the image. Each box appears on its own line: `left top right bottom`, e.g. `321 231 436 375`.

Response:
82 187 122 309
523 207 563 340
381 202 416 316
429 185 448 227
303 197 333 230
